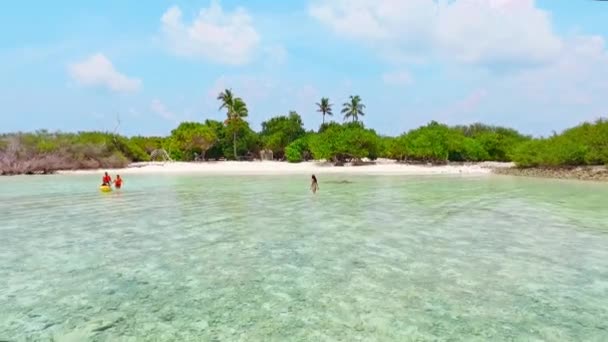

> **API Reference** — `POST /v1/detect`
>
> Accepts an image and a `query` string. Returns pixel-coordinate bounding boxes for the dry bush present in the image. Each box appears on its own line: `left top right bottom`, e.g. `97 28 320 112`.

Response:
102 153 129 168
78 159 101 170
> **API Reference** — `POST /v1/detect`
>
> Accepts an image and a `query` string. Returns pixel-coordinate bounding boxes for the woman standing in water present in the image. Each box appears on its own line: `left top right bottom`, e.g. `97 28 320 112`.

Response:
114 175 123 189
310 174 319 194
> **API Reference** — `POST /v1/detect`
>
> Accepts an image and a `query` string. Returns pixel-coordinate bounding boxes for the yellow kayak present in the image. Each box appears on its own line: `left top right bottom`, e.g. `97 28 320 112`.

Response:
100 185 112 192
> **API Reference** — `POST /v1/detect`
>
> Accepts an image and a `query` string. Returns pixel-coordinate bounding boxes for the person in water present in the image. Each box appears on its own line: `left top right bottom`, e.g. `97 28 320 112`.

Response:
310 174 319 194
114 175 123 189
101 172 112 186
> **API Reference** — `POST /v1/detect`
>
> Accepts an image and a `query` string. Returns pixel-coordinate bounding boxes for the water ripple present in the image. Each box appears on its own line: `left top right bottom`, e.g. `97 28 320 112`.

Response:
1 174 608 341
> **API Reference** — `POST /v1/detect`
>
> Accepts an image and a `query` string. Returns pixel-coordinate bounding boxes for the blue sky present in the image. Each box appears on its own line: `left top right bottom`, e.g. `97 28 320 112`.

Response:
1 0 607 137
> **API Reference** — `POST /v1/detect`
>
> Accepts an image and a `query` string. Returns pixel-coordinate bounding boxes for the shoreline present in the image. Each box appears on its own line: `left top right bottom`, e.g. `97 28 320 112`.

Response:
55 160 510 176
9 160 607 181
493 165 608 182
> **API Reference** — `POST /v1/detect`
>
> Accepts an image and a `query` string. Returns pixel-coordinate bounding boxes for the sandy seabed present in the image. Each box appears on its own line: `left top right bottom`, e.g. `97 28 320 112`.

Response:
57 159 513 176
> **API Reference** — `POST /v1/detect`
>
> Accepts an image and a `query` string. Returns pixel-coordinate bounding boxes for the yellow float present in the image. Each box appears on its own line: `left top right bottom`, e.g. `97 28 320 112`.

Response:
99 185 112 192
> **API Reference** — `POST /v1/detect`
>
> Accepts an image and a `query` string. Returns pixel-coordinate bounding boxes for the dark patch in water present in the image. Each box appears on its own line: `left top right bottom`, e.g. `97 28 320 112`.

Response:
325 180 354 184
42 322 55 330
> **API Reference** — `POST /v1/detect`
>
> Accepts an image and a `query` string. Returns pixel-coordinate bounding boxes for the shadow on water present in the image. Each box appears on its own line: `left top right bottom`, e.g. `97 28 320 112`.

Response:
323 180 355 184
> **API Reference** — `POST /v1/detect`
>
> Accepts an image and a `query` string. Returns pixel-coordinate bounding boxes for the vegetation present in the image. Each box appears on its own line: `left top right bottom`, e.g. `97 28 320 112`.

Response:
381 121 529 164
341 95 365 122
510 119 608 167
217 89 249 160
260 111 306 160
308 122 380 163
0 131 152 175
454 123 530 162
129 136 165 155
285 135 313 163
167 122 218 161
316 97 333 125
1 90 606 175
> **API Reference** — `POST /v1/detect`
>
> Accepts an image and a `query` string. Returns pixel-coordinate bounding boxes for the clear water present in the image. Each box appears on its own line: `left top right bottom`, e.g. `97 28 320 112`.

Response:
1 173 608 341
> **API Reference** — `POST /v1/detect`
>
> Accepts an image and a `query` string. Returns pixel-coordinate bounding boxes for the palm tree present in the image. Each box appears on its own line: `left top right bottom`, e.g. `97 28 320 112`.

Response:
217 89 249 159
217 89 234 113
316 97 333 125
341 95 365 122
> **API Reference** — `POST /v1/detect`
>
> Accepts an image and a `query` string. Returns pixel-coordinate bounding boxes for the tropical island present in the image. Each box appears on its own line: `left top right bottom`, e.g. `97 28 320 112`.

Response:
1 90 607 181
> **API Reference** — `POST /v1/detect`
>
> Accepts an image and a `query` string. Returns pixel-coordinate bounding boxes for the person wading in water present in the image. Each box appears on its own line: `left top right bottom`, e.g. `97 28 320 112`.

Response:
310 174 319 194
101 172 112 186
114 175 123 189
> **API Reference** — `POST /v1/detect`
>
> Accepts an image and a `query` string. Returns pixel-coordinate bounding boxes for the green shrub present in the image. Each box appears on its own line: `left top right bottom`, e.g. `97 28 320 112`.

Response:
168 122 218 161
113 136 149 162
2 116 606 174
511 118 607 167
453 123 531 161
260 112 306 159
511 140 546 167
448 137 489 162
130 136 165 154
285 136 311 163
400 121 451 163
308 123 380 162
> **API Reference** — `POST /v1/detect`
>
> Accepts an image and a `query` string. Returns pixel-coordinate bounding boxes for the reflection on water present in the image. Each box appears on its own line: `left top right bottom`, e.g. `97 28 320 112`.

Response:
1 174 607 341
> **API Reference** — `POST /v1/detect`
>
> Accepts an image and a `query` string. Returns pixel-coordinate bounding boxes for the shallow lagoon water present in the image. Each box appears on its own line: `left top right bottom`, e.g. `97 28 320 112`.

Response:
1 173 608 341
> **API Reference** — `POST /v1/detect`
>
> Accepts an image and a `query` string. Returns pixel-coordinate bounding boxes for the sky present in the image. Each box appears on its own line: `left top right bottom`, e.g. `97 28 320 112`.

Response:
1 0 607 137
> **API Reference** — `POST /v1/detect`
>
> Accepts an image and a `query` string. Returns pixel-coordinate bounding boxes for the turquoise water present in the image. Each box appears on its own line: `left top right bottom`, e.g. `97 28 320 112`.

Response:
1 173 608 341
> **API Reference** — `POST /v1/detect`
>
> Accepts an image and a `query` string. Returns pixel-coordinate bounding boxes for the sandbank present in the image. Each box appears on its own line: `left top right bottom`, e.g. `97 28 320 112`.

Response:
57 159 514 176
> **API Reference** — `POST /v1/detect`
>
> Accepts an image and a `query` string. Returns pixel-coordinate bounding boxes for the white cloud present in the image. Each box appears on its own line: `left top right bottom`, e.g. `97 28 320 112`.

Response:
150 99 176 121
309 0 562 67
310 0 608 133
68 53 141 93
494 35 608 129
160 1 261 65
382 70 413 86
505 35 608 105
429 34 608 132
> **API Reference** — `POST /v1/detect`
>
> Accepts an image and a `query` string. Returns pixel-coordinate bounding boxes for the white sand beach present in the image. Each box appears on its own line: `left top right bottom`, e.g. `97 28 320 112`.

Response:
57 159 513 176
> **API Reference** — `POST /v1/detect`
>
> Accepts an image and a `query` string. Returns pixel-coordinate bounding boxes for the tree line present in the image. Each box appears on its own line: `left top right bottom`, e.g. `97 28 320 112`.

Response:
1 89 607 174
